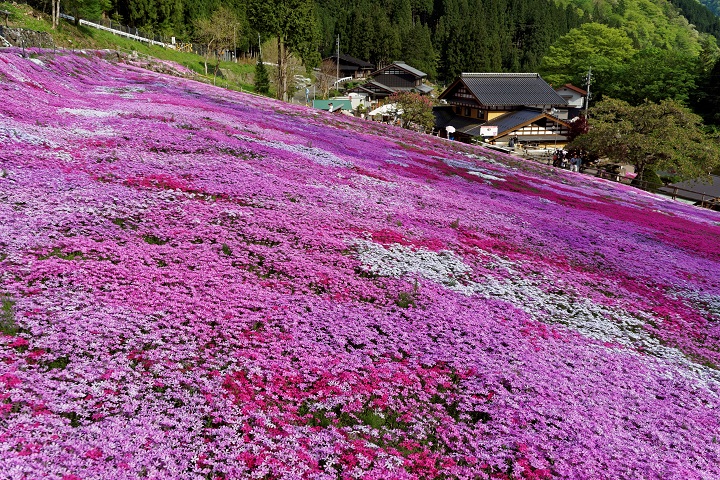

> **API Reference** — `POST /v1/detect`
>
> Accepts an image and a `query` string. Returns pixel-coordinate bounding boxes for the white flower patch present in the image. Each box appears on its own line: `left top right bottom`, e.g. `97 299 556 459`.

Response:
671 290 720 321
385 158 409 167
467 171 506 182
71 127 115 137
462 152 501 165
289 143 353 168
233 134 353 168
442 158 506 182
353 239 719 378
354 240 471 290
95 86 145 96
58 108 119 118
29 58 45 67
0 125 50 146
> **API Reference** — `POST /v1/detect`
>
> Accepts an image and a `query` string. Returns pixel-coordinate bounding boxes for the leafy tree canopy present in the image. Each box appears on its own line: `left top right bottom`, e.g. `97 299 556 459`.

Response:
539 23 637 91
604 48 699 105
569 98 720 181
389 91 436 133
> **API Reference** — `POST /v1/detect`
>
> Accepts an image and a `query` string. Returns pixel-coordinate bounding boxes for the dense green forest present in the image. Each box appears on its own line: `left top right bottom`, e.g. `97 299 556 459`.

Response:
699 0 720 16
24 0 720 124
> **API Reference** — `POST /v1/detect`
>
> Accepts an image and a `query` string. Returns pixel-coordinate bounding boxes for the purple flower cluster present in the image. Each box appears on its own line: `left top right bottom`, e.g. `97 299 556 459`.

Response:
1 49 719 479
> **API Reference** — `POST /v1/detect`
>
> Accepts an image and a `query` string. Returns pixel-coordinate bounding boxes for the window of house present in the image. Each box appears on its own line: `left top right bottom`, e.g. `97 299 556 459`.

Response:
477 110 484 120
455 106 462 114
464 107 471 117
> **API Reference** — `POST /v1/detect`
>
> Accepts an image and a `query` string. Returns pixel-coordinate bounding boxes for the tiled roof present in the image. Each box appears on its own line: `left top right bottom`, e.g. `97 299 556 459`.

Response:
484 109 546 136
433 107 485 135
448 73 567 107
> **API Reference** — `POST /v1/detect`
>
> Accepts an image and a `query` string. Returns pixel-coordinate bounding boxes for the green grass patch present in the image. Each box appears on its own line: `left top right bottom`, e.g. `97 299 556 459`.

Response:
0 296 18 336
38 247 84 260
0 1 258 93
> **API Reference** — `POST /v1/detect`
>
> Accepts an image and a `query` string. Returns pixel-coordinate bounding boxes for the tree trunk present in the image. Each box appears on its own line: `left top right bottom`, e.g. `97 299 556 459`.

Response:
277 36 287 102
51 0 58 29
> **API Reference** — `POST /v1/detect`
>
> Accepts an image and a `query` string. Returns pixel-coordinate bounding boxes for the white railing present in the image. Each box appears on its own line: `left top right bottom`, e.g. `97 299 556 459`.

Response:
333 76 352 87
59 13 166 47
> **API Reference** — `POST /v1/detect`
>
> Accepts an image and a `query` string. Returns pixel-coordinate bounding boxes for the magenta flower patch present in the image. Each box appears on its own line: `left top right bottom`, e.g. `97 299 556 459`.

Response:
1 49 719 479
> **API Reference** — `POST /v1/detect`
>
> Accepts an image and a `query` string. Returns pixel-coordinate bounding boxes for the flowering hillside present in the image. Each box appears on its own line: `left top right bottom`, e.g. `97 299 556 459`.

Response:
1 50 719 480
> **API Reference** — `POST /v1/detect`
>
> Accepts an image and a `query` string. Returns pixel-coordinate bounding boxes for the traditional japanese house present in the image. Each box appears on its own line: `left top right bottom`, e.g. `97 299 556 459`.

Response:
323 53 375 79
348 62 433 101
435 73 570 147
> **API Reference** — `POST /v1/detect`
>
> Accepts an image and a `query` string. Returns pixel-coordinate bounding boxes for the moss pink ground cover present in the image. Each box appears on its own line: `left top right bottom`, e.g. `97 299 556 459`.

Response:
0 49 719 479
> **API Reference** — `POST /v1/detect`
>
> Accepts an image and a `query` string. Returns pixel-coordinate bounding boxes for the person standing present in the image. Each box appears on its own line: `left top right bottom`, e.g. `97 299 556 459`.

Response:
570 155 581 172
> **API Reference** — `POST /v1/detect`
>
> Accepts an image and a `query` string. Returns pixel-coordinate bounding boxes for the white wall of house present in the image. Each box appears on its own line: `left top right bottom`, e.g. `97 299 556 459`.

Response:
556 87 585 109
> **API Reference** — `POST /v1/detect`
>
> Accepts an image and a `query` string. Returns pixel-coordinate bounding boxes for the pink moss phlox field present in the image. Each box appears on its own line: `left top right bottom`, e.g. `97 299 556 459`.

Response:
1 50 719 479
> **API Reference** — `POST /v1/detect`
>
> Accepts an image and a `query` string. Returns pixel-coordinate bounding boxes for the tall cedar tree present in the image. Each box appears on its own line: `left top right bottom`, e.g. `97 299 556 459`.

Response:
248 0 320 101
254 54 270 95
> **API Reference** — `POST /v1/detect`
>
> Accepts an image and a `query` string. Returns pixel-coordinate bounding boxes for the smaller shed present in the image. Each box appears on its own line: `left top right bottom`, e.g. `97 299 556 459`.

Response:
313 99 353 112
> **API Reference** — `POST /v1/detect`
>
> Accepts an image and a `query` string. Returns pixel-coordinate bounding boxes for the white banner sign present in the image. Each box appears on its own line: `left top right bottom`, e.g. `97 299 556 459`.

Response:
480 126 498 137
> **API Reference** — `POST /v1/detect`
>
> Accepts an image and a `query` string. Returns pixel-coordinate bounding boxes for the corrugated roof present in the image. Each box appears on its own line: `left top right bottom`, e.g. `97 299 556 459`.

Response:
371 62 427 78
312 99 352 111
454 73 567 107
393 62 427 78
363 80 395 93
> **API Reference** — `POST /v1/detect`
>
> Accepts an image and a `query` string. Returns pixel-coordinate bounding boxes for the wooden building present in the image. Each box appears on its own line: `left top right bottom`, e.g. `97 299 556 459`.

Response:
349 62 433 101
323 53 375 79
435 73 570 147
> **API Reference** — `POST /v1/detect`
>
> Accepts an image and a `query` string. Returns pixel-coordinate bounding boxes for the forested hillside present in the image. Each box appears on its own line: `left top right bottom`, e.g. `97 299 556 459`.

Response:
27 0 718 81
699 0 720 16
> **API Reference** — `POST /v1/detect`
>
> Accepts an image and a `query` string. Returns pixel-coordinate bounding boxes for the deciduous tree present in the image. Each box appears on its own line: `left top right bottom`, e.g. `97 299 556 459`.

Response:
389 91 435 133
539 23 636 96
194 5 239 81
569 98 720 181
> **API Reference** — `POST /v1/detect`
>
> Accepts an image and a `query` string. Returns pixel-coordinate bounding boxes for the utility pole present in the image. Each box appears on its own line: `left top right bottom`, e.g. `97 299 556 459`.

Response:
584 67 593 116
336 34 340 92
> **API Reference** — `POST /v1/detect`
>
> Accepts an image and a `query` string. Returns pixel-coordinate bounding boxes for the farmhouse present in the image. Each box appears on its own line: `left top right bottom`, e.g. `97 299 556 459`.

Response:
323 53 375 79
348 62 433 101
435 73 570 148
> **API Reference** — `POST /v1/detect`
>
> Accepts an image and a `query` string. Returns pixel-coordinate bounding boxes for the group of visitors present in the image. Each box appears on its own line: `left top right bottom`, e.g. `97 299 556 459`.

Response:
552 149 584 172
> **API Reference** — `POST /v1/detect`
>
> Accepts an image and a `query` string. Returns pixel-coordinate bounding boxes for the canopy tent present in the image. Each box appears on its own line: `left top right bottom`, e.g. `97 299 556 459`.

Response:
368 103 402 116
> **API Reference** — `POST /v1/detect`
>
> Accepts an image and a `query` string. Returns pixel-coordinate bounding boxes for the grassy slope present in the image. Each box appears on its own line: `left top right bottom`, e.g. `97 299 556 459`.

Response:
0 1 258 92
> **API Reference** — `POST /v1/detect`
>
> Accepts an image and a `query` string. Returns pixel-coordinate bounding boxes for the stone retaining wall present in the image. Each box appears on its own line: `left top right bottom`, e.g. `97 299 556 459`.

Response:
0 26 53 48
